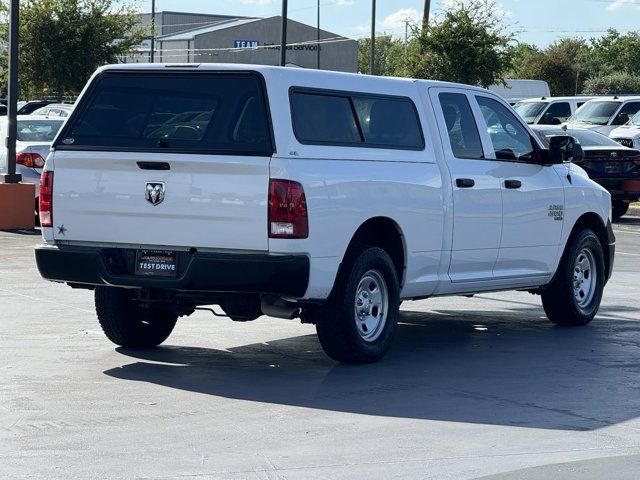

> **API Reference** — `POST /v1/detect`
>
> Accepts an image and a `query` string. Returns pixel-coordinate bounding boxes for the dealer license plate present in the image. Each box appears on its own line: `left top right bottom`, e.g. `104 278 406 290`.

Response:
135 250 178 277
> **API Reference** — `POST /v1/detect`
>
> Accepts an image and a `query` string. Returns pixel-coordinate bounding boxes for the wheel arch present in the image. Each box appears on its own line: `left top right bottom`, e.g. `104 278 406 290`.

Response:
565 212 612 282
338 217 407 290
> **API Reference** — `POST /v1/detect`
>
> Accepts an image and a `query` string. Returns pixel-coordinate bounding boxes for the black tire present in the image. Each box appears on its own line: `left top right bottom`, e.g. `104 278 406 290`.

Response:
542 229 605 326
316 247 400 364
95 287 177 347
612 201 629 221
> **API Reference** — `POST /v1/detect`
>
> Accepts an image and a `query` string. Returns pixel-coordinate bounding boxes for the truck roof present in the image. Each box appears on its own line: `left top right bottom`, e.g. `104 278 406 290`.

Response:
95 63 491 95
585 96 640 102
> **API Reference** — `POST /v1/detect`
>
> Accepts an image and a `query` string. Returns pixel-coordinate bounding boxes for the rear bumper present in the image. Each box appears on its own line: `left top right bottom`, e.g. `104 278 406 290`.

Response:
35 244 310 297
593 179 640 202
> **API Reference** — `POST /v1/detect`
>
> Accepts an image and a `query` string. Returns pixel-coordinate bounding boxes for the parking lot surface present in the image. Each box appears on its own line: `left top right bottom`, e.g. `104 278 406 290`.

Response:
1 214 640 479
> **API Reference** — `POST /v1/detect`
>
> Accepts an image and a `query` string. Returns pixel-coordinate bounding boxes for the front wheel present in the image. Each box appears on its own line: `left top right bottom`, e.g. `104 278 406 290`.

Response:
315 247 400 363
95 287 178 347
612 201 629 221
542 229 605 326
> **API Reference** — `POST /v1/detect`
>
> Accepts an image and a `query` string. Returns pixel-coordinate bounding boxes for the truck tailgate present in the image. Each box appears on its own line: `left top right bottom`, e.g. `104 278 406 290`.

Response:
52 151 270 251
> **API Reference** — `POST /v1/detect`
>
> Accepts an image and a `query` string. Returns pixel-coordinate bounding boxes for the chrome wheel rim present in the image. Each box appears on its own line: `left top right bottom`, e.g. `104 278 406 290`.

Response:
354 269 388 342
573 248 596 309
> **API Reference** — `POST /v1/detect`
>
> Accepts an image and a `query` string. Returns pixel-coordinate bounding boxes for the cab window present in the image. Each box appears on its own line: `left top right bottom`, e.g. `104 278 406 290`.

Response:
612 102 640 125
476 96 534 162
438 92 484 159
540 102 571 124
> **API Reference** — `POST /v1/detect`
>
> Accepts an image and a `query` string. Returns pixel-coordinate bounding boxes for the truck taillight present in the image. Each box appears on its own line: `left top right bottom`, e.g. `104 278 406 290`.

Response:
16 152 45 168
39 171 53 227
268 179 308 239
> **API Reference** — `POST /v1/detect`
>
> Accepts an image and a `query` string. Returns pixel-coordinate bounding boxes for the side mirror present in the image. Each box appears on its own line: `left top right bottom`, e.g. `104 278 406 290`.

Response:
548 135 581 164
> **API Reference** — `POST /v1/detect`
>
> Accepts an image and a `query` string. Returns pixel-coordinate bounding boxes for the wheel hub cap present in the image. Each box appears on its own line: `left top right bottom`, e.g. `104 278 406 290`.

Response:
354 269 388 342
573 248 596 309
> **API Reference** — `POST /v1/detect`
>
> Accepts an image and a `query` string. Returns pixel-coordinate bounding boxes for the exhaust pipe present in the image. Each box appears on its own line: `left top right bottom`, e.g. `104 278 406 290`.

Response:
261 295 301 320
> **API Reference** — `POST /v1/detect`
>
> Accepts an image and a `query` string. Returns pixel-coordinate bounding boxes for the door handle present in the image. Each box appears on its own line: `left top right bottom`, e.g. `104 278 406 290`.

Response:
456 178 475 188
504 179 522 189
137 161 170 171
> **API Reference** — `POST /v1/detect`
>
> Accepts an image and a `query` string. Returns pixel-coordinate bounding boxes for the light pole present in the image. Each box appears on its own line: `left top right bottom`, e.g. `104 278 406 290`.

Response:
280 0 288 66
2 0 21 184
316 0 320 69
370 0 376 75
150 0 156 62
423 0 431 31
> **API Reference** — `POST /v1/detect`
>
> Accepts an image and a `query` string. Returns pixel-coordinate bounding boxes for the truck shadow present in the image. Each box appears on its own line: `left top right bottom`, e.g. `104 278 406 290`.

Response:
617 215 640 226
104 305 640 432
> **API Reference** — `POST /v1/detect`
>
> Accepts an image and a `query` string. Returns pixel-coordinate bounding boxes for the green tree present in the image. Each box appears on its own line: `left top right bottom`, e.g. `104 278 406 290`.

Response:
507 42 539 77
405 0 515 87
1 0 145 99
357 35 406 76
583 73 640 95
516 49 578 96
512 39 591 95
589 29 640 77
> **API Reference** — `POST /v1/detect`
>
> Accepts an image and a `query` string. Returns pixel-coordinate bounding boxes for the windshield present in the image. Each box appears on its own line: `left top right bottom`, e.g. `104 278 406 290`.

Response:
630 110 640 126
16 119 64 142
569 101 620 125
535 128 622 148
513 102 547 124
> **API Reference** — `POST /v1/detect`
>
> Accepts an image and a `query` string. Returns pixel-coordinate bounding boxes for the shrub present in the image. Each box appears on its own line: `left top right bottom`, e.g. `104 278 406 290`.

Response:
583 73 640 95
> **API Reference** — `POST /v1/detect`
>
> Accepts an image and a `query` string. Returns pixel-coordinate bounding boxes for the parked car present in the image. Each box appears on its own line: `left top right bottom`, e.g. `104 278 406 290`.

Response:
35 64 614 363
610 109 640 149
17 100 57 116
514 96 595 125
564 96 640 135
0 115 65 207
31 103 73 117
532 125 640 220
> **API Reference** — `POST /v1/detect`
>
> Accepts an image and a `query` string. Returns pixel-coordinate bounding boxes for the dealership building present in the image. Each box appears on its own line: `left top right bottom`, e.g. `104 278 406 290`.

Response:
124 11 358 73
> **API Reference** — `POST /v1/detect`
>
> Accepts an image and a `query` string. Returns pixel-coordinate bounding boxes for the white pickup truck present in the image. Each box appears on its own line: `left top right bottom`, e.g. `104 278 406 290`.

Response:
35 64 615 363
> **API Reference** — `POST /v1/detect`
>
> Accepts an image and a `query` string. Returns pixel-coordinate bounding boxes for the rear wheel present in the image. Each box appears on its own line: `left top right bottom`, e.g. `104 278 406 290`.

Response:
612 201 629 221
541 229 605 326
315 247 399 364
95 287 177 347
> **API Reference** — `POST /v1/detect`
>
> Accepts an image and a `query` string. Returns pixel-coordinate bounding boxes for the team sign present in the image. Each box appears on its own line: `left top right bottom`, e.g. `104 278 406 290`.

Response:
234 40 260 49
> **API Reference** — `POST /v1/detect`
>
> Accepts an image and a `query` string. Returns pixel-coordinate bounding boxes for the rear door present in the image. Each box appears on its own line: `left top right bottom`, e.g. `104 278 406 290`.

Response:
430 88 503 283
51 70 273 251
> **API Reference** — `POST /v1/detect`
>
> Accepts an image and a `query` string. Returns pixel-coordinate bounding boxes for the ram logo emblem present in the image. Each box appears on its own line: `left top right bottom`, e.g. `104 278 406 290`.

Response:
145 182 165 206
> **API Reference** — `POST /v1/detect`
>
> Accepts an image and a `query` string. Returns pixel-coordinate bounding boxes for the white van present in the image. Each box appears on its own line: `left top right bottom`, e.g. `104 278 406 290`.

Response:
514 96 596 125
564 96 640 135
488 79 551 105
35 64 614 363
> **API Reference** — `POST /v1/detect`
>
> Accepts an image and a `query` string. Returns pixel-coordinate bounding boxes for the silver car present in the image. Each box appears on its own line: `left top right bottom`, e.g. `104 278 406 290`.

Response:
31 103 73 118
0 115 65 202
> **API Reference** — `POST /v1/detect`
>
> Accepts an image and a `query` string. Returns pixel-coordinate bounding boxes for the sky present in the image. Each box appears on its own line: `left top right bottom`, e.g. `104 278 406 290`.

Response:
145 0 640 47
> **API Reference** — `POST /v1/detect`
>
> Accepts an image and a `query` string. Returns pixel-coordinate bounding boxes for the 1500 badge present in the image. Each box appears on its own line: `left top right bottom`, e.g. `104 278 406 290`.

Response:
548 204 564 221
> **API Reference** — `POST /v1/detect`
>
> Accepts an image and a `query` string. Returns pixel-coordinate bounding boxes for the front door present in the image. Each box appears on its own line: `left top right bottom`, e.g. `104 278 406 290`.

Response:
473 94 565 280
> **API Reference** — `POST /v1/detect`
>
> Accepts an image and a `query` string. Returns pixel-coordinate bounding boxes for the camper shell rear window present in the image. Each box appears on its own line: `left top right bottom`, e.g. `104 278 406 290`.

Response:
55 71 273 156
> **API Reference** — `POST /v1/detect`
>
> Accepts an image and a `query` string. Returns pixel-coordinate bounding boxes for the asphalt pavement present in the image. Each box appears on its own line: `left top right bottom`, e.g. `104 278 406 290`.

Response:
1 214 640 479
